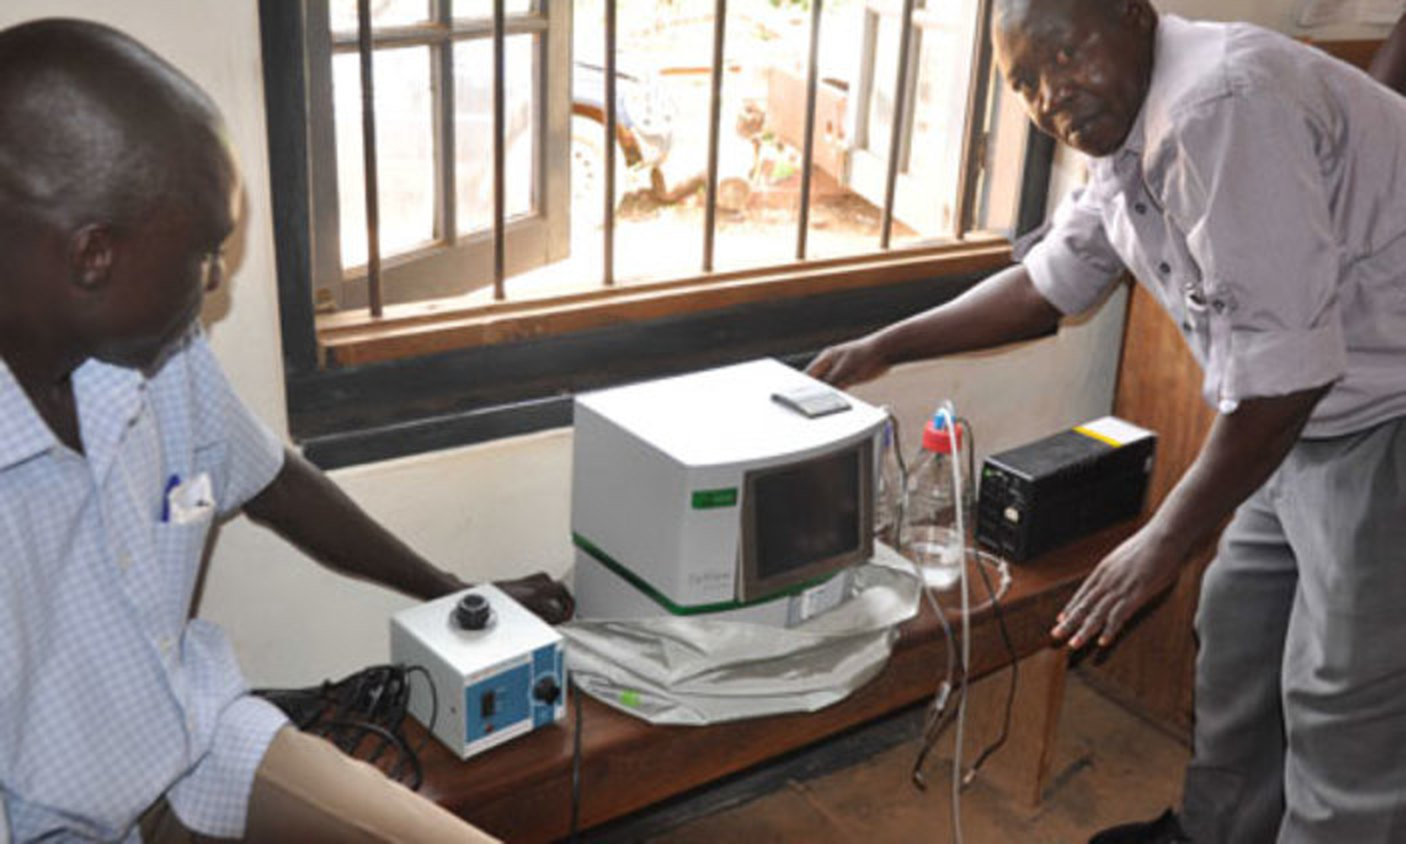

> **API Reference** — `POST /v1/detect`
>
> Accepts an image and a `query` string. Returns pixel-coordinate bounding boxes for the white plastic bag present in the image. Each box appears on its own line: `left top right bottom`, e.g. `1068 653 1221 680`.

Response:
561 548 921 725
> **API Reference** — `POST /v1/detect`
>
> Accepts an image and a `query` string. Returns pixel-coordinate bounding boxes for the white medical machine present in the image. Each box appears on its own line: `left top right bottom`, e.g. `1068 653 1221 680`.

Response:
571 358 888 627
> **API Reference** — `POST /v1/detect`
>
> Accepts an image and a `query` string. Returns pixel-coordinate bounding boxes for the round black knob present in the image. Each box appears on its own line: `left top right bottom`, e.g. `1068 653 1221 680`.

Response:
533 675 561 705
454 593 494 630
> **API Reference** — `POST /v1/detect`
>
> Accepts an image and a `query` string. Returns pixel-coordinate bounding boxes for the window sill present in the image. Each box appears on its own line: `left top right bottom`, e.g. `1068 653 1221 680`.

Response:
315 237 1013 366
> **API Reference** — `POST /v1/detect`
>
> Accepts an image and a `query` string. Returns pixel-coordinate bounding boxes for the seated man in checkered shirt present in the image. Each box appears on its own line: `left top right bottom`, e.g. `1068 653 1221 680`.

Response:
0 18 566 843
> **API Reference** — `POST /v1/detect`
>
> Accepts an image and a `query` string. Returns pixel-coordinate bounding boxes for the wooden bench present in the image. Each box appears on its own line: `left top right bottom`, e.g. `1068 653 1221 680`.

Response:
411 525 1134 842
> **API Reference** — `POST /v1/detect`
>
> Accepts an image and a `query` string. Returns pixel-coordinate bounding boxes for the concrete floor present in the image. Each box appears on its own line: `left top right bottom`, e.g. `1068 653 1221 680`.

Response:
586 672 1189 843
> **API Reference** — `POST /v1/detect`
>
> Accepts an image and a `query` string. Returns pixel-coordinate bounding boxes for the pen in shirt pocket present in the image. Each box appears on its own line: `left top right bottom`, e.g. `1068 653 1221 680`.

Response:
160 474 181 523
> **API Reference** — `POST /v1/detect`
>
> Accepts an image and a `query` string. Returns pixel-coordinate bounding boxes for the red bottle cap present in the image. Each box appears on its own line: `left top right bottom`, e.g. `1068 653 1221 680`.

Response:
921 416 961 453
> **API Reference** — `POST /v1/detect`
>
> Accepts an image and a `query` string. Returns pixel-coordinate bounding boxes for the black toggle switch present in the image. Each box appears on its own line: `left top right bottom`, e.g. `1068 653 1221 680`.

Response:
533 675 561 705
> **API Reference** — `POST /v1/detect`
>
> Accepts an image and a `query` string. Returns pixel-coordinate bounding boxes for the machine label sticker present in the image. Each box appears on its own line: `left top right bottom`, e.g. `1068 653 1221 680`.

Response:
691 488 738 509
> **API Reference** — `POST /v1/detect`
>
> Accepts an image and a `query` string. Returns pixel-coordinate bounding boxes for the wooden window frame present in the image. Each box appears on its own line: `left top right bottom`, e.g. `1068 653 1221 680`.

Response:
303 0 571 311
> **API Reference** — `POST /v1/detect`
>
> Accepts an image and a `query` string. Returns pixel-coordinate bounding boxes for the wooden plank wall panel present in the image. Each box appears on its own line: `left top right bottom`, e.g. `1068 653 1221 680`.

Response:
1311 38 1382 70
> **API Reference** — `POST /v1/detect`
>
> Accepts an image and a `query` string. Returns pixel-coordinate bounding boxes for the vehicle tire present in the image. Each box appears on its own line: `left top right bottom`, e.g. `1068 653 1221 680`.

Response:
571 114 630 233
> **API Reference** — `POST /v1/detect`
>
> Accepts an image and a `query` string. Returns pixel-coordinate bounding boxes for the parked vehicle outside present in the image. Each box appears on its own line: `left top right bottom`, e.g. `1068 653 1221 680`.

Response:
571 60 676 228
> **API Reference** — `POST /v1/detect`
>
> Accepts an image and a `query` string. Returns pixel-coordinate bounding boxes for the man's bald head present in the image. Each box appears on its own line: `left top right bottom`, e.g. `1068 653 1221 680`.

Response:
0 19 229 232
0 19 241 377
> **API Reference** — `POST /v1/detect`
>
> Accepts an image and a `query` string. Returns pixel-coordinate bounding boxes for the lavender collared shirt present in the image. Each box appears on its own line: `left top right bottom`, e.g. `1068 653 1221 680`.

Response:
1023 14 1406 438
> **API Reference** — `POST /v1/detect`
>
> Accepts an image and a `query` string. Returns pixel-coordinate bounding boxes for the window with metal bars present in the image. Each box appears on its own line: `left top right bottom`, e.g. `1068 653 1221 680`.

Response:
260 0 1053 468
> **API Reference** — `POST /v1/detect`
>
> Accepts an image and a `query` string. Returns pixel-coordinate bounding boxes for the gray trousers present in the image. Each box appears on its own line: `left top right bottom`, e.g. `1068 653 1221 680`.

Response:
1181 417 1406 843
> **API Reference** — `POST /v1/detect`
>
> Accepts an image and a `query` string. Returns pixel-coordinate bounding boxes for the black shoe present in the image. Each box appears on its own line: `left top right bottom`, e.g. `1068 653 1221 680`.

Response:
1088 809 1190 843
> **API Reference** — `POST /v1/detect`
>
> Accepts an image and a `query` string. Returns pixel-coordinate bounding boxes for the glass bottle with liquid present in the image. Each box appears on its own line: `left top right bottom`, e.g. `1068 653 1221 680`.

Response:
903 412 965 588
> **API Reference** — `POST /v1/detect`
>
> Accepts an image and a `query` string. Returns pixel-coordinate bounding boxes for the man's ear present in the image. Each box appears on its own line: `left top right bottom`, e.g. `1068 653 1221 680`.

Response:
68 224 116 291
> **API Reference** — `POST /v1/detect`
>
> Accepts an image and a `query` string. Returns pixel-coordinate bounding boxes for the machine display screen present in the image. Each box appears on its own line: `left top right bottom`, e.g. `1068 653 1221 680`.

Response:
750 446 864 582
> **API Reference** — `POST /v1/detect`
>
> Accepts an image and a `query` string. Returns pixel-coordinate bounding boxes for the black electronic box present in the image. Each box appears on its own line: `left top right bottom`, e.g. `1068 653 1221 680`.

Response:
976 417 1156 562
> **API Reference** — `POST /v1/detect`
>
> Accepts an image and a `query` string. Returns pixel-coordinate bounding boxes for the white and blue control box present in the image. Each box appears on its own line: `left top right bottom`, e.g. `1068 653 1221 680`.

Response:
390 584 566 760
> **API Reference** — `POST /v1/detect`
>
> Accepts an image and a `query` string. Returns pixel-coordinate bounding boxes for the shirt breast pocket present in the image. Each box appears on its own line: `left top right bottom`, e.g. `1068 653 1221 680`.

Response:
155 489 216 609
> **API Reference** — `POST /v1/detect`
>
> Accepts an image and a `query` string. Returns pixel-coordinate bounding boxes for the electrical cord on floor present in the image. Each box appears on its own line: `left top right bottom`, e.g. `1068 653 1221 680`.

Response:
961 551 1019 787
885 407 1018 831
943 404 970 844
883 406 962 796
909 550 1018 779
911 580 961 789
887 404 961 796
568 675 585 843
253 663 437 791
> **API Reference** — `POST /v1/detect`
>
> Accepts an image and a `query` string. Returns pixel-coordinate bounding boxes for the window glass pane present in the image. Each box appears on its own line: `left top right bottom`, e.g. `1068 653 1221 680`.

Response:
454 36 538 235
865 11 901 167
560 0 951 286
333 46 437 271
974 64 1028 235
330 0 431 34
893 4 979 245
790 0 882 262
455 0 535 19
309 0 1009 312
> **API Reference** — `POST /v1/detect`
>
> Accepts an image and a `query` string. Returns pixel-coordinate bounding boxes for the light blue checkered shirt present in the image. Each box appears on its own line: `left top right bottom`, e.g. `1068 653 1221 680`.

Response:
0 332 288 842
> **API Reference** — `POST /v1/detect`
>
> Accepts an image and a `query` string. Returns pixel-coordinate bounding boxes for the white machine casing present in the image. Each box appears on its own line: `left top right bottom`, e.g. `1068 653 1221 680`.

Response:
390 584 565 760
571 358 887 625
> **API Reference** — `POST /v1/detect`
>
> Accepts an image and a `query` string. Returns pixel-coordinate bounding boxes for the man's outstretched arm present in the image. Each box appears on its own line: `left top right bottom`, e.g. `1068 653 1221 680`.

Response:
243 449 464 601
806 264 1062 388
242 449 574 623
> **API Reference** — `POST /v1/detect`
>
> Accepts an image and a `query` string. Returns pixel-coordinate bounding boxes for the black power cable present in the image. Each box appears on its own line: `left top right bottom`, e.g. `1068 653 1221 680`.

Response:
909 548 1019 791
962 554 1018 785
568 676 585 842
253 662 437 791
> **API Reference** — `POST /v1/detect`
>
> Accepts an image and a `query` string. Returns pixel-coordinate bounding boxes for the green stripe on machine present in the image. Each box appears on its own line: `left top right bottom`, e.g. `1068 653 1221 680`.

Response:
571 533 838 615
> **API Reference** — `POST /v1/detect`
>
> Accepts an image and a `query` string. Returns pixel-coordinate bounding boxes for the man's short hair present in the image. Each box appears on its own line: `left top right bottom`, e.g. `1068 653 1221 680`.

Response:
995 0 1132 28
0 19 222 231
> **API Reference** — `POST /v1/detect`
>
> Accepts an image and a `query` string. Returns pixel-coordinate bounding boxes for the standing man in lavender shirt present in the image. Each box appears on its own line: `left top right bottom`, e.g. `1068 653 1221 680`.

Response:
810 1 1406 841
0 18 570 843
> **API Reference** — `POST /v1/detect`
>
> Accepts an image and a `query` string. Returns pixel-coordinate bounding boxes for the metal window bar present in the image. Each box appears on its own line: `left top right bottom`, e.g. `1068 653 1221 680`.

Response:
493 0 507 300
356 0 383 317
702 0 728 273
604 0 618 286
879 0 919 250
795 0 825 261
343 0 994 309
436 1 458 257
953 0 995 240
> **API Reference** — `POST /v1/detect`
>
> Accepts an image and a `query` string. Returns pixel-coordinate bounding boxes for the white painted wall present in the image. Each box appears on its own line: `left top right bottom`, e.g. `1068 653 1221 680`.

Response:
1156 0 1392 37
1 0 1393 689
